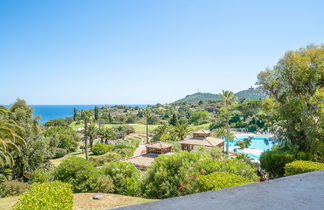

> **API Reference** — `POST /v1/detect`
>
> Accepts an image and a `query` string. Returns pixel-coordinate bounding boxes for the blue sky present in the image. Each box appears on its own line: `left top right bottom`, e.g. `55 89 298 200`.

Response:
1 0 323 105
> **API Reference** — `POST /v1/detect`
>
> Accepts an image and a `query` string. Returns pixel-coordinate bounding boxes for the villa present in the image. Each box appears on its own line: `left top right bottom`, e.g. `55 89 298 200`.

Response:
180 130 224 152
125 141 173 170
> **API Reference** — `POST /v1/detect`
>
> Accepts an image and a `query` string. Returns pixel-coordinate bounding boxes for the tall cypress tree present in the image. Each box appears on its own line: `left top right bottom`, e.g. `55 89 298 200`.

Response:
73 107 78 121
94 106 99 121
169 112 179 126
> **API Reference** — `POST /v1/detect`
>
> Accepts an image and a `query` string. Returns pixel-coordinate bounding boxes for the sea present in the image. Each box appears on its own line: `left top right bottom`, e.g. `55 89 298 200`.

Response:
4 105 148 124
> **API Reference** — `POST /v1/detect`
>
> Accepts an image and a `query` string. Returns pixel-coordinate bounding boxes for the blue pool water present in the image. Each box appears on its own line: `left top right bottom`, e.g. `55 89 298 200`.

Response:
4 104 148 124
225 136 277 159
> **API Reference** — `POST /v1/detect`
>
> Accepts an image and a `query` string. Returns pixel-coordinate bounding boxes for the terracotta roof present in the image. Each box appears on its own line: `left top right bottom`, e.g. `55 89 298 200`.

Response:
146 141 173 149
193 129 211 134
180 137 224 147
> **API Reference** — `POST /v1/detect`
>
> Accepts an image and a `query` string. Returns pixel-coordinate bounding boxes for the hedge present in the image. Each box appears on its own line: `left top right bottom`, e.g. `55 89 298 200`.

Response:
260 150 311 178
284 161 324 176
13 181 73 210
92 143 114 155
197 172 252 192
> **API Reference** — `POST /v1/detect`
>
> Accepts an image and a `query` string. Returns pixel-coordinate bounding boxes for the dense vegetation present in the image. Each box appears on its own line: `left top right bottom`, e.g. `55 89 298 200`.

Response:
0 45 323 208
173 88 266 104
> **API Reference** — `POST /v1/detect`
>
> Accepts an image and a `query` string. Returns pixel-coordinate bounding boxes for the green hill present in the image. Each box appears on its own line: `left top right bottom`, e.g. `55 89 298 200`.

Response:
235 88 266 100
173 88 266 103
174 92 222 103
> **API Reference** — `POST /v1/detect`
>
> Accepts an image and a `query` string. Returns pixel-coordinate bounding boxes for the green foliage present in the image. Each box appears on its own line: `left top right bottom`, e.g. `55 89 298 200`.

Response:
0 180 30 198
235 136 253 149
44 118 67 127
31 169 52 183
101 161 140 196
13 181 73 210
43 126 79 154
169 113 179 126
53 157 100 193
194 159 259 181
141 152 204 199
54 148 67 158
198 172 252 192
257 45 324 158
92 143 114 155
174 92 222 103
260 150 311 178
284 161 324 176
89 152 122 166
190 111 210 125
95 176 114 193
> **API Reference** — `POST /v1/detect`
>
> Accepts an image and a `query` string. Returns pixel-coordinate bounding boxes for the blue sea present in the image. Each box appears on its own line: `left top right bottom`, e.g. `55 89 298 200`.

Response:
4 105 148 124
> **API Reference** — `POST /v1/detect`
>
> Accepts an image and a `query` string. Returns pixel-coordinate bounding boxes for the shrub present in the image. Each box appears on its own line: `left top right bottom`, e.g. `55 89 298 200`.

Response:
101 161 140 196
31 169 53 183
53 157 100 193
284 161 324 176
89 152 122 166
260 150 311 178
141 152 202 199
13 181 73 210
114 147 134 158
92 143 114 155
194 159 259 181
54 148 67 158
198 172 252 192
95 176 114 193
0 180 30 198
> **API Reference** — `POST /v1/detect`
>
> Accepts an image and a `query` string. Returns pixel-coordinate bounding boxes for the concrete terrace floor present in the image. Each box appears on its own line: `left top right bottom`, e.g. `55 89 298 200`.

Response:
116 171 324 210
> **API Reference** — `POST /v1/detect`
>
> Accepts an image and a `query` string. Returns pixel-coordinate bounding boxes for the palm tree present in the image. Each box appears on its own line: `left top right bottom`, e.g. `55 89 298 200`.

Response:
0 107 25 166
174 123 191 140
81 110 92 160
221 90 237 153
144 108 151 144
87 124 97 151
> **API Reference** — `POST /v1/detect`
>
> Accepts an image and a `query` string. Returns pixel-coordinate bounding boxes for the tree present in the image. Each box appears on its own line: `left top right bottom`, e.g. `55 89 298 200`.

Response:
0 106 25 166
174 123 191 140
235 136 253 149
98 127 116 144
220 90 237 153
190 111 209 125
73 108 78 121
169 113 179 126
144 108 151 144
94 106 99 121
9 99 50 180
257 45 324 160
87 124 97 150
81 110 92 160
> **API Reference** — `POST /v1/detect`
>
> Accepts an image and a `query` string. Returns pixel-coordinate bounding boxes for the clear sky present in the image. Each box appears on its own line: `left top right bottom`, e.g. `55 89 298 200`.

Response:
1 0 323 105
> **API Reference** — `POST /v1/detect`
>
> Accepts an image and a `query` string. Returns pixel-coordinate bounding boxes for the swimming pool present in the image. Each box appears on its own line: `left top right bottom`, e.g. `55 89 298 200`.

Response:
224 135 277 159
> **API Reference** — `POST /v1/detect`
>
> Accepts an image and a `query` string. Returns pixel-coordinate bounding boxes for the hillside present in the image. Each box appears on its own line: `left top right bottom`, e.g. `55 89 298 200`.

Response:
235 88 267 100
173 88 266 103
174 92 222 103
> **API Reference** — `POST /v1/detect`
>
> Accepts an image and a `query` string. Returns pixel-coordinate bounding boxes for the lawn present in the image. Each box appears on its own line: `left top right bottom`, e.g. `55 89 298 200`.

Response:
190 123 210 131
0 193 154 210
50 151 87 167
70 123 159 134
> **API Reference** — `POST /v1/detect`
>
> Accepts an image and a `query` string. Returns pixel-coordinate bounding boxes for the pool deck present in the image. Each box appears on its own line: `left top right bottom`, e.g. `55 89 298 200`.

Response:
116 171 324 210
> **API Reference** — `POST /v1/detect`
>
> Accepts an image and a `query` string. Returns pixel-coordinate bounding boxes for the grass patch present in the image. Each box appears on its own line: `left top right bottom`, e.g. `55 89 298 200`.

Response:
0 193 155 210
190 123 211 131
50 151 87 167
